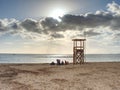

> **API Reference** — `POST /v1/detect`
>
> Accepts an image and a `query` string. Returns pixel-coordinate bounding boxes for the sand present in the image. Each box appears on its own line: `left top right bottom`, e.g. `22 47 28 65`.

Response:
0 62 120 90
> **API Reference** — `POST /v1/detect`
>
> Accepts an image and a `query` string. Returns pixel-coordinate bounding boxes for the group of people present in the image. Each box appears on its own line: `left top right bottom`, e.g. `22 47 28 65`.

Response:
50 59 69 65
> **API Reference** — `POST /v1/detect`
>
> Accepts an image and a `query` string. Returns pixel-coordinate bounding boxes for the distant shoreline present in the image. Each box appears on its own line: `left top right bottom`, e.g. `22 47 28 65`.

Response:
0 54 120 63
0 53 120 55
0 62 120 65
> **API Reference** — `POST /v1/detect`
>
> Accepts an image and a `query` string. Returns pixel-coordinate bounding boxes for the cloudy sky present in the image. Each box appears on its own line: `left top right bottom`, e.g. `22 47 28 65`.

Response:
0 0 120 54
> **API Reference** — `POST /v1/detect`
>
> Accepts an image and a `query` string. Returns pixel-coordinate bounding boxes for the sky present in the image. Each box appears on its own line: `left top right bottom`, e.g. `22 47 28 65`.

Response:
0 0 120 54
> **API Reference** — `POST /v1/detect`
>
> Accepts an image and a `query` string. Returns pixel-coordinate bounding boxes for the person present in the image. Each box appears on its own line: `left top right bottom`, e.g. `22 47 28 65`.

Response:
61 61 64 65
50 61 55 65
65 60 69 65
56 59 61 65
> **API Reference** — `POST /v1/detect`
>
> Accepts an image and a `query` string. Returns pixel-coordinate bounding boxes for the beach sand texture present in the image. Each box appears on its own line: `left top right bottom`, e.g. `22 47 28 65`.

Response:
0 62 120 90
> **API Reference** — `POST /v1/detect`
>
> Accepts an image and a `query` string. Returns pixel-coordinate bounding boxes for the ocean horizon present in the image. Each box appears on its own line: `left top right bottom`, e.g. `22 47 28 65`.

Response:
0 54 120 63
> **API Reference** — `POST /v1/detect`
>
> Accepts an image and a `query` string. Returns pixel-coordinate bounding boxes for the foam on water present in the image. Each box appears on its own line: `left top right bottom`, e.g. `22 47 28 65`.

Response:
0 54 120 63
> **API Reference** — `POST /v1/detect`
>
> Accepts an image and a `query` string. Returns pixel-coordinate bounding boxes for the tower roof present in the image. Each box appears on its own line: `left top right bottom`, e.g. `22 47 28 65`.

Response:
72 39 86 41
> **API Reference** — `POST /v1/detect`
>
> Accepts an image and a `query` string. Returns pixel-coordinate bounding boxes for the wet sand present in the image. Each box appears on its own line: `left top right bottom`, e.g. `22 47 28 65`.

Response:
0 62 120 90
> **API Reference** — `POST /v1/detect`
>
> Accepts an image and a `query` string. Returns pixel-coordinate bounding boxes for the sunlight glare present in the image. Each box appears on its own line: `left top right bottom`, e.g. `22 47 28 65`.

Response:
49 8 65 21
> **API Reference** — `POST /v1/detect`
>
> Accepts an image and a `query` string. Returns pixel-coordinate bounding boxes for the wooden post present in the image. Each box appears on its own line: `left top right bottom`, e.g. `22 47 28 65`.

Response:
72 39 86 64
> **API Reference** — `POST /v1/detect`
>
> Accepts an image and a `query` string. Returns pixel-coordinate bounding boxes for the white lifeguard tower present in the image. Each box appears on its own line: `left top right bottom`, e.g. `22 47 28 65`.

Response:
72 39 86 64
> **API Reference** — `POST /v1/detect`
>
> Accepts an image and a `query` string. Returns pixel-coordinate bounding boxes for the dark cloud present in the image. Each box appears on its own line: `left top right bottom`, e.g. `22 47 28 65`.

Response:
39 11 119 35
20 19 41 33
11 23 19 30
50 33 64 39
41 17 59 30
40 17 60 34
38 12 114 34
110 16 120 30
0 21 5 31
84 30 101 37
114 33 120 39
60 13 113 29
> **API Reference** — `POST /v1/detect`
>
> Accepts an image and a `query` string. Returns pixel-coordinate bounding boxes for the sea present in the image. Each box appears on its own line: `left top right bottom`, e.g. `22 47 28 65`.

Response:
0 54 120 63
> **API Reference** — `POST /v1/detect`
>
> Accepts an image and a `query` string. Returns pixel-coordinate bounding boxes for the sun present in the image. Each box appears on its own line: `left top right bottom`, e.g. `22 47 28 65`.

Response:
49 8 65 21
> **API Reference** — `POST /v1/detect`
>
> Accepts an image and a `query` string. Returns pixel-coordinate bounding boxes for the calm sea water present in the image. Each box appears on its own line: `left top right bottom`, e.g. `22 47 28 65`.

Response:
0 54 120 63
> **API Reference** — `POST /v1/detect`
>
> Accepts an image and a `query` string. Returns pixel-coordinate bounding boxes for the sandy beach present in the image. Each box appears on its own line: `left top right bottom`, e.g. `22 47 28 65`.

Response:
0 62 120 90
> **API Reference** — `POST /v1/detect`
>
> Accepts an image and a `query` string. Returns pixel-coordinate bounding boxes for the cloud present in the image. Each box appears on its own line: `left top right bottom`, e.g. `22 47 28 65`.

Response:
107 1 120 15
84 29 101 37
0 18 19 36
0 21 5 31
20 19 41 33
114 33 120 40
60 13 113 29
41 17 59 30
0 19 9 32
0 2 120 41
110 16 120 30
50 33 64 39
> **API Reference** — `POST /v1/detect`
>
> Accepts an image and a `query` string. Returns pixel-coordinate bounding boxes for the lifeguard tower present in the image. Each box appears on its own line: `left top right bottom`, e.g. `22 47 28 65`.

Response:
72 39 86 64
